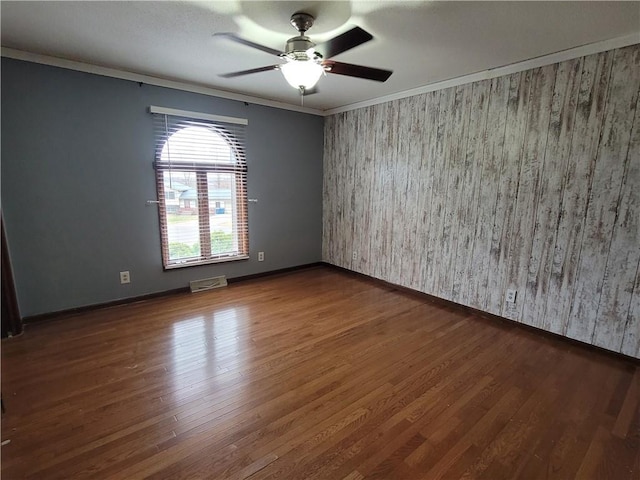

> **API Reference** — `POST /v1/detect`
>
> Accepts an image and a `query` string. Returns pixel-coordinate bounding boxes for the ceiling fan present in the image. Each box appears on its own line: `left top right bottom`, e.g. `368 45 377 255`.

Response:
216 12 393 95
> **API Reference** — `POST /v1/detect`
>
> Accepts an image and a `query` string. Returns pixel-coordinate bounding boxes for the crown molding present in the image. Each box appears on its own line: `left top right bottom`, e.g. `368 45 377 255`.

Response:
323 32 640 116
0 48 325 116
3 31 638 118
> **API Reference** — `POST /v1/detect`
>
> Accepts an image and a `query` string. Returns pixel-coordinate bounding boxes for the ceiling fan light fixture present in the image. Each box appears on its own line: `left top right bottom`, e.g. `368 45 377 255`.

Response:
280 59 324 90
217 12 393 90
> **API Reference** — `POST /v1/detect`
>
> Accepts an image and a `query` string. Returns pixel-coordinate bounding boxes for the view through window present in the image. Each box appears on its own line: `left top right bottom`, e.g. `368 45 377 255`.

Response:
152 110 248 268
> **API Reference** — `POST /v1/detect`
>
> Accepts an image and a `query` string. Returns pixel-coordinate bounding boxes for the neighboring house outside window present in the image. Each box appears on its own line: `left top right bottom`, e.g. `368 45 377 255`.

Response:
151 107 249 269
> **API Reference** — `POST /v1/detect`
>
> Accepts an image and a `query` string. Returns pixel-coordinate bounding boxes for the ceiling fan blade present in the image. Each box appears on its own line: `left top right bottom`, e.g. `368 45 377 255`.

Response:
214 32 282 56
315 26 373 59
323 61 392 82
219 65 280 78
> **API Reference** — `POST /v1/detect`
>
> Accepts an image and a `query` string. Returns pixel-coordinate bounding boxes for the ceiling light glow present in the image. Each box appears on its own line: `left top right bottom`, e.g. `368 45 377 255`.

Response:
280 60 324 90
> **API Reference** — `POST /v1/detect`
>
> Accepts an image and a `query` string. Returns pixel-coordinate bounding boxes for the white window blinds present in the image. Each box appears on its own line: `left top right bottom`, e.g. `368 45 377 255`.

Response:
151 107 249 269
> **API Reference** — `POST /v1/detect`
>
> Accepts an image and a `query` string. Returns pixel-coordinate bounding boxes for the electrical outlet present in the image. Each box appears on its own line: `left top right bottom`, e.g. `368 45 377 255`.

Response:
120 271 131 284
258 251 264 262
352 251 358 261
505 289 517 303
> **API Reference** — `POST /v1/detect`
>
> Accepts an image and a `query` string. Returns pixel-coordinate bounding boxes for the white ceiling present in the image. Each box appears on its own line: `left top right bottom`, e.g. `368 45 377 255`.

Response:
1 1 639 115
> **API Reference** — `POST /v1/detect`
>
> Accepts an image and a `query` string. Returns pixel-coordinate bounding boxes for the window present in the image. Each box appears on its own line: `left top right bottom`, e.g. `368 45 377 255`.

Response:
151 106 248 269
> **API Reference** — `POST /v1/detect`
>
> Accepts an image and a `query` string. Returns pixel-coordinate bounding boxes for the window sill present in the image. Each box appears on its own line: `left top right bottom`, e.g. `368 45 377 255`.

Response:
164 254 250 270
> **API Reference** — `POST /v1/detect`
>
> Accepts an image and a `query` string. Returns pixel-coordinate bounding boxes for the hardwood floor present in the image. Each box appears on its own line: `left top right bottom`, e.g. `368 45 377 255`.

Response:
1 266 638 479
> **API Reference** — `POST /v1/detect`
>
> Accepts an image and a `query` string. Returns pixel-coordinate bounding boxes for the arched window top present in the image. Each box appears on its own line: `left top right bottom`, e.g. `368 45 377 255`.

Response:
151 108 248 269
161 126 236 164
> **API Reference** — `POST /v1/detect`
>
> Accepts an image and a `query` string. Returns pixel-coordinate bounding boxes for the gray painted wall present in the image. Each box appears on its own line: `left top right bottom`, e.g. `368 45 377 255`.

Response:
1 58 324 317
323 44 640 358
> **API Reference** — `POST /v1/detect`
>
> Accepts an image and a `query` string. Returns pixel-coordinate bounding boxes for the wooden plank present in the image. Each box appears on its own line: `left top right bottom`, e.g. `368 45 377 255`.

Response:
544 50 615 335
229 453 278 480
437 84 473 300
390 97 415 285
612 368 639 439
503 64 557 322
354 106 373 278
353 106 375 276
574 426 610 479
485 70 532 315
322 113 343 266
423 87 456 294
339 111 352 268
341 471 364 480
452 80 490 305
400 94 428 290
382 100 401 281
416 90 441 293
370 101 387 280
466 75 510 310
370 102 392 281
438 83 473 300
359 106 377 278
593 50 640 351
321 115 334 263
326 112 341 265
367 104 384 280
566 45 640 344
338 111 351 268
522 57 582 329
349 107 364 272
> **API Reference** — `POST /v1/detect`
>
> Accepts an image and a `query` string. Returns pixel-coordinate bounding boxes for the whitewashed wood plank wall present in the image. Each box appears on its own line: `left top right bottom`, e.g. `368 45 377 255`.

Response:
322 44 640 358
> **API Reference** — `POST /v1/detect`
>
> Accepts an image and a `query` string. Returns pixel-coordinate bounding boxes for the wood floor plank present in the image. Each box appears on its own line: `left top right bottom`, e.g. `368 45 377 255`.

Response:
2 266 638 479
613 368 640 438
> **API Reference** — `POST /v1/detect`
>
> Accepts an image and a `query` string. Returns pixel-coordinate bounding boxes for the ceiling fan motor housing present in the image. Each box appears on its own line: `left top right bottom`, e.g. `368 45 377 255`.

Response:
217 10 392 85
283 12 322 62
284 36 320 61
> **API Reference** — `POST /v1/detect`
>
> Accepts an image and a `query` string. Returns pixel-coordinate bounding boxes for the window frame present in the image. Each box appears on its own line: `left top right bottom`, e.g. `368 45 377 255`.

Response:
151 107 249 270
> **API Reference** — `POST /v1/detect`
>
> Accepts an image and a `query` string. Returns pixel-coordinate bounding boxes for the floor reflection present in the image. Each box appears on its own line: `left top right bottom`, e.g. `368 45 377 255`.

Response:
170 307 248 402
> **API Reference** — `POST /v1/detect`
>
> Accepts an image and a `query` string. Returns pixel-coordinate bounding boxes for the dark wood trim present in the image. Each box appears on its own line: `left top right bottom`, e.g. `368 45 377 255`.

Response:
22 287 191 325
322 262 640 365
226 262 324 284
22 263 323 325
1 216 22 337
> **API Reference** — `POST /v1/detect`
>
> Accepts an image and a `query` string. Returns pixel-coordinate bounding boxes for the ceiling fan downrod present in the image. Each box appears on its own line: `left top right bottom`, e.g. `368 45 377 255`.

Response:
216 11 393 89
284 12 321 62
